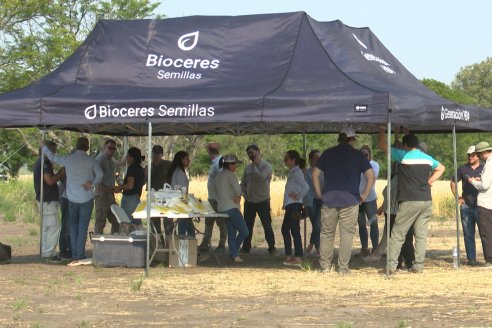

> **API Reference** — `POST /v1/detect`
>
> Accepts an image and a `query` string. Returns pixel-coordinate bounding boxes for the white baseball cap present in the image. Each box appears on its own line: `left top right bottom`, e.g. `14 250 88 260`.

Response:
339 127 356 138
467 145 476 154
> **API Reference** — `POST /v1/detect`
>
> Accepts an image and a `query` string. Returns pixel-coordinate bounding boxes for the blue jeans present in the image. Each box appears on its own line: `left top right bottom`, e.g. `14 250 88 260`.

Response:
461 204 485 260
282 203 304 257
59 197 71 257
121 194 141 225
224 208 249 258
68 199 93 260
178 219 196 237
307 198 322 249
358 200 379 250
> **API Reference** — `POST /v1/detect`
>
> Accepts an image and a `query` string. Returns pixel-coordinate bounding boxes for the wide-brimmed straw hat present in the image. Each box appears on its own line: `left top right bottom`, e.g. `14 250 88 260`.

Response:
475 141 492 153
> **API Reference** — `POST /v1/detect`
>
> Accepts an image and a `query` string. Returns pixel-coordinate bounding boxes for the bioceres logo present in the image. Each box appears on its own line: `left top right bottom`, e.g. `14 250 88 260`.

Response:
146 30 220 80
84 103 215 120
178 31 199 51
440 106 470 121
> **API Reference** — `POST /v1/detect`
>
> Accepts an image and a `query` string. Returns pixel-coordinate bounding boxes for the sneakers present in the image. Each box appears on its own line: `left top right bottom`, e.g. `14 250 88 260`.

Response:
305 244 314 255
465 259 479 266
408 267 423 274
482 262 492 269
283 257 302 267
232 256 244 263
362 253 381 262
358 248 371 257
268 247 277 255
337 268 351 276
319 267 331 273
42 255 63 263
378 268 397 275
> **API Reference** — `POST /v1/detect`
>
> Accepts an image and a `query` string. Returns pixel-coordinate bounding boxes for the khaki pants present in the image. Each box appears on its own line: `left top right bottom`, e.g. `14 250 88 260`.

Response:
200 199 227 248
388 201 432 271
94 191 119 234
319 204 359 271
37 201 60 257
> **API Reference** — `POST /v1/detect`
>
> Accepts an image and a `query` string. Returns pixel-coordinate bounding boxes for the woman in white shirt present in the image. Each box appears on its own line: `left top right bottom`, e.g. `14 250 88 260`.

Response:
282 150 309 266
167 151 193 236
215 154 249 263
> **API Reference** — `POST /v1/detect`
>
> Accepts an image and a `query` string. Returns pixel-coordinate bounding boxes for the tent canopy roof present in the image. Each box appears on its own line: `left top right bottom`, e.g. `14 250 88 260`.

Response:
0 12 489 135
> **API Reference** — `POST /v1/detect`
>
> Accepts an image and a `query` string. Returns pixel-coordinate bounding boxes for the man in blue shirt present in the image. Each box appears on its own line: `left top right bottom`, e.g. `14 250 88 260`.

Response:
378 128 445 273
312 127 375 274
43 137 103 264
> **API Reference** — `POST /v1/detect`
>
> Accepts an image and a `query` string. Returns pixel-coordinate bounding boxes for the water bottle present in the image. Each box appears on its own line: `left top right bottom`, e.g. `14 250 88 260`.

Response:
452 246 459 269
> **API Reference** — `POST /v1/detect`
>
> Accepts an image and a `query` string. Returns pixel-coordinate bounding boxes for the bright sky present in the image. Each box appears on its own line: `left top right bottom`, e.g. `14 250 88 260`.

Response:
157 0 491 85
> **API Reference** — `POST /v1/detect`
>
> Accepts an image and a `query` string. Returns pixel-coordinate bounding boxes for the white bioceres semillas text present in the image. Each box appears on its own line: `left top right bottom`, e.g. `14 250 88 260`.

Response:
84 104 215 120
440 106 470 121
146 54 220 80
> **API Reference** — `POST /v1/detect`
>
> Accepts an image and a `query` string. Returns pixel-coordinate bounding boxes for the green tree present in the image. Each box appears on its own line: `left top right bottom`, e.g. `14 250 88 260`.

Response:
452 57 492 108
0 0 161 176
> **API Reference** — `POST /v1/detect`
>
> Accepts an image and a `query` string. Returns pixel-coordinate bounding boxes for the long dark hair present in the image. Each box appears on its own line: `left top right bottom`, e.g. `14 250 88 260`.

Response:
127 147 144 165
167 151 189 182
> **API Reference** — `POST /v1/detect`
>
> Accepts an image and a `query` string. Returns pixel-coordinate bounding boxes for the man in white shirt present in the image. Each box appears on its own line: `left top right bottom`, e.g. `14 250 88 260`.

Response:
468 141 492 268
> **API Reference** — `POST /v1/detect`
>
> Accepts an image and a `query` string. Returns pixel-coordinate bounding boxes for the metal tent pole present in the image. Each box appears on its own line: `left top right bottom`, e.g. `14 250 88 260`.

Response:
385 121 392 276
145 122 152 276
452 126 461 268
302 132 307 254
39 129 46 258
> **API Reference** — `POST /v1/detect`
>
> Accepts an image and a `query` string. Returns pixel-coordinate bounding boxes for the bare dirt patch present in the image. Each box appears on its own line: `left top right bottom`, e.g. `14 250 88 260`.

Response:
1 219 491 327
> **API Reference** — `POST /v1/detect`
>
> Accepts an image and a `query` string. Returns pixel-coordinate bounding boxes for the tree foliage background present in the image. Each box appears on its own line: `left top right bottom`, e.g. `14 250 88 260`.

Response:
1 3 491 178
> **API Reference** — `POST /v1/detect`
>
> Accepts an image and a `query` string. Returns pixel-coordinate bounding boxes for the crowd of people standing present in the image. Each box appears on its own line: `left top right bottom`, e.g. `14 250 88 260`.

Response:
33 128 492 271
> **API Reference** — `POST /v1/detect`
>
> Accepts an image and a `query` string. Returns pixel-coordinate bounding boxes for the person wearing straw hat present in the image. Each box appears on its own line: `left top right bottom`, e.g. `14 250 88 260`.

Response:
215 154 248 263
450 145 485 266
467 141 492 268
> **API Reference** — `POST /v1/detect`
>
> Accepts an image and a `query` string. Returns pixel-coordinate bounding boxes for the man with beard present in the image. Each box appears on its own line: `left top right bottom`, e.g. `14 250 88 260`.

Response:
450 145 485 266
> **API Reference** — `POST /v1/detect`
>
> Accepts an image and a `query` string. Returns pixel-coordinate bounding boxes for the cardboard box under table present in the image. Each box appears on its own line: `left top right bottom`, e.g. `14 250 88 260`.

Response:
92 233 147 268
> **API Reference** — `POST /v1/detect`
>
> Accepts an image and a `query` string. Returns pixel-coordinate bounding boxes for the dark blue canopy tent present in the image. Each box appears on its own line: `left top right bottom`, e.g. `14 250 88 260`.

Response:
0 12 489 134
1 12 490 274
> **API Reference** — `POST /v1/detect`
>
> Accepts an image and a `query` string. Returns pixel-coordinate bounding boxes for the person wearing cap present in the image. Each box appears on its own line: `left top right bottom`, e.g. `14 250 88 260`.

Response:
282 150 309 266
35 140 66 262
43 137 103 264
450 145 485 266
312 127 375 275
94 139 124 235
199 142 228 253
378 128 445 274
467 141 492 268
240 144 276 254
114 147 145 226
145 144 173 238
214 154 248 262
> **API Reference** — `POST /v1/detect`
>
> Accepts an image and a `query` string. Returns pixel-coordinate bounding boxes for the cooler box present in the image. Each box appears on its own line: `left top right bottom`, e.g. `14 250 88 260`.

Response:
169 237 197 268
92 233 147 268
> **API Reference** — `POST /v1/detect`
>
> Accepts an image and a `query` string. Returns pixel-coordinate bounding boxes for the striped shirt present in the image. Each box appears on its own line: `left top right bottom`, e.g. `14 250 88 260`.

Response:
391 147 439 202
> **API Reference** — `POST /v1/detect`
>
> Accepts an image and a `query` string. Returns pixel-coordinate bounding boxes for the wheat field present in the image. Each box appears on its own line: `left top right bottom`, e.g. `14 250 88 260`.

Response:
184 177 456 218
